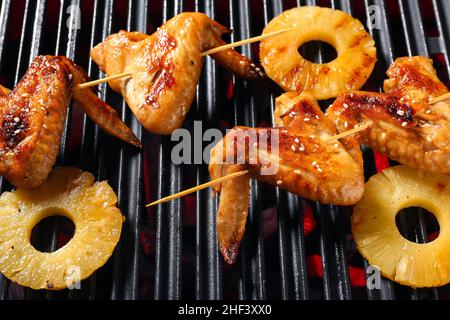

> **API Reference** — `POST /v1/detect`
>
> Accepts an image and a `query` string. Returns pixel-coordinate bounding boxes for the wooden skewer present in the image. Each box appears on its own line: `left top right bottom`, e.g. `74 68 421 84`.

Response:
77 28 299 88
76 71 133 89
146 170 250 207
323 122 372 143
429 92 450 104
147 124 373 207
200 27 299 56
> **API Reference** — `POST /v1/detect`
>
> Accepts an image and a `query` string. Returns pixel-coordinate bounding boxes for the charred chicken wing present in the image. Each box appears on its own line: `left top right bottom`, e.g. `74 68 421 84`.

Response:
0 56 140 188
327 56 449 174
210 92 364 264
91 12 266 135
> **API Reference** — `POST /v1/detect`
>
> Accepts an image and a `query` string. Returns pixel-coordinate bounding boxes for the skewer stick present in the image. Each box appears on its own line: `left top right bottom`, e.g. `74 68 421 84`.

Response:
77 28 299 88
323 122 372 143
201 27 299 56
429 92 450 105
76 71 133 89
146 170 250 207
147 125 373 207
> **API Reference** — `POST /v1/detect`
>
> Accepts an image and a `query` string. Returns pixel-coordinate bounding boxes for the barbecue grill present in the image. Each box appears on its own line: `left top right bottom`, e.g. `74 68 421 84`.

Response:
0 0 448 301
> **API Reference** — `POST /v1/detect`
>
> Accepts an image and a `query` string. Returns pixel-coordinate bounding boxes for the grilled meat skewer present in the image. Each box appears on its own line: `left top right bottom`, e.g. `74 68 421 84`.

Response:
0 55 140 188
91 12 266 135
327 56 449 174
209 92 364 264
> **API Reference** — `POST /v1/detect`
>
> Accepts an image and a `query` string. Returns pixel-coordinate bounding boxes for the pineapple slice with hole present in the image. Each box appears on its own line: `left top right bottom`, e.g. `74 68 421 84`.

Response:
352 165 450 288
260 6 377 100
0 167 123 290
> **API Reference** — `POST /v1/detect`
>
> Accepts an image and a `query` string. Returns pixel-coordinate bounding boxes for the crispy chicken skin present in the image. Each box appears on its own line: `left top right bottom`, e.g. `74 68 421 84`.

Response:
0 56 71 188
0 59 141 148
90 12 266 135
384 56 448 107
210 92 364 264
0 56 140 188
327 56 449 174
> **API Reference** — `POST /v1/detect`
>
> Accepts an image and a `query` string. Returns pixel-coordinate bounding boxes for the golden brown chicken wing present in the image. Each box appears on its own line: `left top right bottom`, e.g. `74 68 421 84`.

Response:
0 56 71 188
90 12 266 135
210 92 364 264
327 56 449 174
0 85 10 96
0 56 140 188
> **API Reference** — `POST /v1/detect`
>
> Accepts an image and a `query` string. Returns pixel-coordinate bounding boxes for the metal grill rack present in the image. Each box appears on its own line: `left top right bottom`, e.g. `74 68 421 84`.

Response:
0 0 448 300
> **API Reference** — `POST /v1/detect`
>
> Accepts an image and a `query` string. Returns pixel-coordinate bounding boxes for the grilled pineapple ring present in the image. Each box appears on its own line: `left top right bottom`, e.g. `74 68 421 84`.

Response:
352 165 450 288
0 167 123 290
260 6 377 100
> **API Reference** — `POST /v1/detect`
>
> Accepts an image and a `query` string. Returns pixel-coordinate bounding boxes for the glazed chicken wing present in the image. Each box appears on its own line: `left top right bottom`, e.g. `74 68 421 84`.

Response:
209 92 364 264
327 56 449 174
90 12 266 135
0 56 140 188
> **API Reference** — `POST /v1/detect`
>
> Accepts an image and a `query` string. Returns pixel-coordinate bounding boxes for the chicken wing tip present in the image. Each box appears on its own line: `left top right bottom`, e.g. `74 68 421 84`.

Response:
220 244 239 265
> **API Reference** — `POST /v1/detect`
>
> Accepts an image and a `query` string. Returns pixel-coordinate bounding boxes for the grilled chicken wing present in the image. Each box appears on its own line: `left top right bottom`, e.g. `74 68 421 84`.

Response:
327 56 449 174
0 56 140 188
210 92 364 264
90 12 266 135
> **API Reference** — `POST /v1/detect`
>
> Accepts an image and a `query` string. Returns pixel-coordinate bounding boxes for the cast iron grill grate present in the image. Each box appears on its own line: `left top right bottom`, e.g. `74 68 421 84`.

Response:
0 0 448 300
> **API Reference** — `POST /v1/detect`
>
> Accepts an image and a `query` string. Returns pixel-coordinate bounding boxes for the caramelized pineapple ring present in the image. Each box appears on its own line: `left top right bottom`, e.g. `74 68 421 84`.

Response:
260 6 377 100
352 165 450 288
0 167 123 290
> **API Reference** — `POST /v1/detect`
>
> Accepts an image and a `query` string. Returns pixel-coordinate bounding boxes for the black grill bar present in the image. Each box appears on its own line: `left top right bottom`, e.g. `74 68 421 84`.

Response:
0 0 144 300
154 0 183 300
0 0 10 66
194 0 222 300
229 0 267 300
432 0 450 78
79 0 101 173
332 0 352 12
262 0 310 301
399 0 429 56
108 0 147 301
14 0 45 85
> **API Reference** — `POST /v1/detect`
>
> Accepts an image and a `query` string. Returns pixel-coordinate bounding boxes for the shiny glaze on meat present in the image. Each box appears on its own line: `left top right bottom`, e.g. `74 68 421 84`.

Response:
0 56 140 188
91 12 266 135
327 56 449 174
210 92 364 264
0 56 71 188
